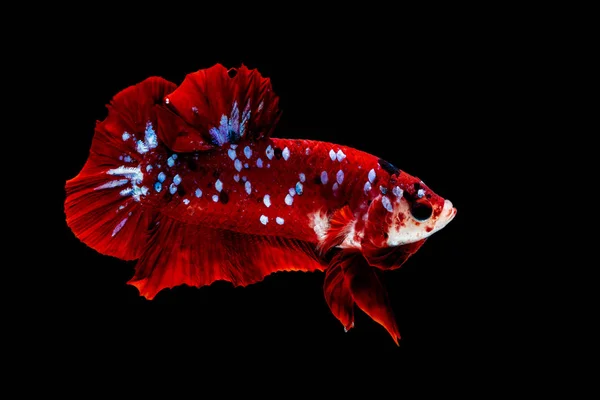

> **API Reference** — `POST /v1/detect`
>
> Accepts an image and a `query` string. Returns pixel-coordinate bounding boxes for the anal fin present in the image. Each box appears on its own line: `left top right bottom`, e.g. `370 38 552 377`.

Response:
129 215 327 299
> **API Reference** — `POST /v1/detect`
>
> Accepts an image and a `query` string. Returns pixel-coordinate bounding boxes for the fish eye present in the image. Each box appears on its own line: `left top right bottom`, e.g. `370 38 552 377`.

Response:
410 201 432 221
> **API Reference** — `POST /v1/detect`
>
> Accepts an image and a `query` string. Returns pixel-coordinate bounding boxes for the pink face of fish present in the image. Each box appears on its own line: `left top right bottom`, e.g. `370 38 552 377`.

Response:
359 165 457 270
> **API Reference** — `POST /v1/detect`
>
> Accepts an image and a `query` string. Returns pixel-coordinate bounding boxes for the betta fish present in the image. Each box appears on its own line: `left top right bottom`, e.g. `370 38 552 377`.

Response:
65 64 456 344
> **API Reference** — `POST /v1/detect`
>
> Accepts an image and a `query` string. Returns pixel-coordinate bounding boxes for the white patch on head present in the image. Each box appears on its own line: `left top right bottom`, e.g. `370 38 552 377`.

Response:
299 173 306 183
234 159 243 172
386 198 456 246
336 170 344 185
263 194 271 207
276 217 284 225
256 158 263 168
329 149 336 161
266 145 274 160
245 181 252 195
183 198 190 205
244 146 252 159
215 179 223 192
169 183 177 195
282 147 290 160
368 168 376 183
418 189 425 198
285 194 294 206
233 174 240 182
228 149 237 160
393 186 403 197
364 181 372 192
321 171 328 185
173 174 182 185
260 215 269 225
212 195 219 202
289 188 296 197
158 172 166 183
122 132 130 141
195 188 202 198
381 196 393 212
336 150 346 162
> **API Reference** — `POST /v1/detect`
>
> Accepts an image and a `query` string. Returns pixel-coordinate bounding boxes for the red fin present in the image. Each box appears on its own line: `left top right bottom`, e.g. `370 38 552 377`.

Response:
157 64 281 152
344 254 401 345
323 253 355 331
154 106 214 152
65 77 175 260
318 205 355 253
128 215 326 299
362 239 427 271
324 250 401 344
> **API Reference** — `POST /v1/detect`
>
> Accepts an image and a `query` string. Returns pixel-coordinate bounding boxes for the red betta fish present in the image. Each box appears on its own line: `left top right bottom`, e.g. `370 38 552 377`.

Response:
65 64 457 344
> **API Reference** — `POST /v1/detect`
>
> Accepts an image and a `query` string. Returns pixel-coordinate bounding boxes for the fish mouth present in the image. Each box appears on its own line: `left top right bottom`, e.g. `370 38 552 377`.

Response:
435 199 457 231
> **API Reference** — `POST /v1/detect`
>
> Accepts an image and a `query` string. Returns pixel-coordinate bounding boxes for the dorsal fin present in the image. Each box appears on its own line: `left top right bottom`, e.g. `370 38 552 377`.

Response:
157 64 280 152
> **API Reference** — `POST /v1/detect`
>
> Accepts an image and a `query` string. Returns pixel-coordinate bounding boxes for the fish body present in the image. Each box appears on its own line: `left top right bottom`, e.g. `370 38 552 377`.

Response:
65 64 456 344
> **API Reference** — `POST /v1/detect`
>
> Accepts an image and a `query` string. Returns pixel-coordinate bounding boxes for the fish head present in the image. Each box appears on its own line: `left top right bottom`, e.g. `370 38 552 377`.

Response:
360 170 457 270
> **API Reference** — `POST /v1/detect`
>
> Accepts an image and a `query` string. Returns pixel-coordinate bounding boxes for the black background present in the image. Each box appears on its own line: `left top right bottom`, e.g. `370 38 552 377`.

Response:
44 21 502 389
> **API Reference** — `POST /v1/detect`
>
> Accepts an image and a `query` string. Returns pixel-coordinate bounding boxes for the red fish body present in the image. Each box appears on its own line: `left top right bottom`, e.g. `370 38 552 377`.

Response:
65 64 456 344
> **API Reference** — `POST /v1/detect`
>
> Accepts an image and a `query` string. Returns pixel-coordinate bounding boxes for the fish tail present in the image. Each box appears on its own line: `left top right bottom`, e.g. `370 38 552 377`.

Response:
65 77 176 260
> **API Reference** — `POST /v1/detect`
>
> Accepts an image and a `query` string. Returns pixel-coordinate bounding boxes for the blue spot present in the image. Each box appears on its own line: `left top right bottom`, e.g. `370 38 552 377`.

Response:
158 172 166 182
295 182 304 195
167 157 175 167
183 198 190 205
136 140 149 154
195 188 202 198
173 174 182 185
169 183 177 194
154 182 162 192
144 121 158 149
122 132 130 141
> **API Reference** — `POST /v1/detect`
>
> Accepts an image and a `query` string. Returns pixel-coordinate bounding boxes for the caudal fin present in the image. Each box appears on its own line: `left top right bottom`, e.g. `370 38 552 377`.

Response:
65 77 176 260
